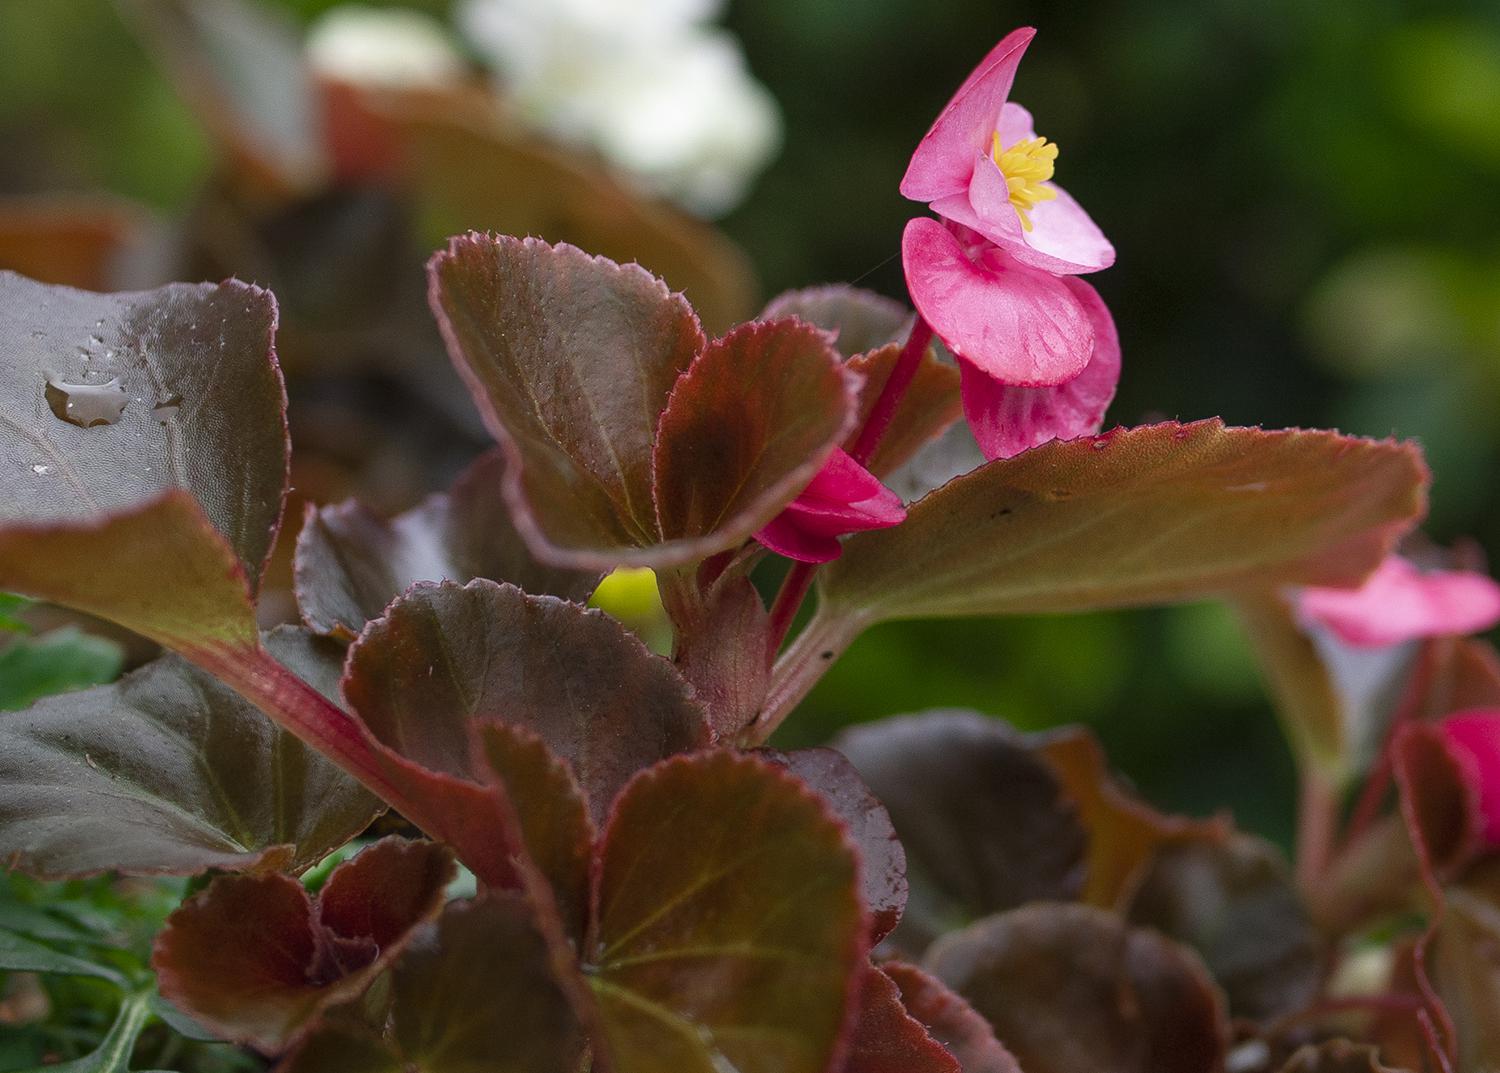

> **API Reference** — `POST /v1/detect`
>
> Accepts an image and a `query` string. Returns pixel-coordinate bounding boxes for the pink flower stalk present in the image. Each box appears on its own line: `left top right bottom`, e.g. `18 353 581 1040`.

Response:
900 27 1118 461
1297 555 1500 649
754 448 906 563
1435 710 1500 846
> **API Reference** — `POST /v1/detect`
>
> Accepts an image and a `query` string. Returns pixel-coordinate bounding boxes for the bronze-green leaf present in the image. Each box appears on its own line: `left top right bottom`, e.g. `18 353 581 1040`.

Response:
842 964 960 1073
473 722 595 943
429 233 705 558
822 420 1427 624
883 962 1023 1073
590 751 867 1073
0 628 381 879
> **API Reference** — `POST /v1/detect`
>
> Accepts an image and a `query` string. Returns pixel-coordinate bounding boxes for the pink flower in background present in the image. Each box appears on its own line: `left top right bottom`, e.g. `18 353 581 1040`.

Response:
1435 710 1500 846
899 27 1118 461
1297 555 1500 649
754 448 905 563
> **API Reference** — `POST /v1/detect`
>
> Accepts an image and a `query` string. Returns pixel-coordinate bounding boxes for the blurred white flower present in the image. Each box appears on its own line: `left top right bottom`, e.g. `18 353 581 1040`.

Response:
307 5 466 89
457 0 781 216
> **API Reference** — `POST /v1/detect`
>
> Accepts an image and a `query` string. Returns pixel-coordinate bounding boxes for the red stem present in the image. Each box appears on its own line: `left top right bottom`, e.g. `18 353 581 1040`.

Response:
765 562 817 659
848 317 935 467
762 315 935 661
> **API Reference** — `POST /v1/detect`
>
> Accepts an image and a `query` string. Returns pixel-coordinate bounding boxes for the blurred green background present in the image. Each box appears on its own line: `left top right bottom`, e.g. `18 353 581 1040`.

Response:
5 0 1500 846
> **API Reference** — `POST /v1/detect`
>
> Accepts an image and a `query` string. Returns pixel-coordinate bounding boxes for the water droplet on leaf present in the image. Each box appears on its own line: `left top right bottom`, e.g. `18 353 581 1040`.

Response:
45 376 129 428
152 395 182 422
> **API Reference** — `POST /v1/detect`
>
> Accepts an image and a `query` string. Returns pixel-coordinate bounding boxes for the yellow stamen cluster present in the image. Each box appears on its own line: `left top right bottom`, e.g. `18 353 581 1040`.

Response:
991 132 1059 232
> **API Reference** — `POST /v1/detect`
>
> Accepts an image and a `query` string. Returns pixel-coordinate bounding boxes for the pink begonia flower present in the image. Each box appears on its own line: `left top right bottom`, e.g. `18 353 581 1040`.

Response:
1297 555 1500 649
754 447 906 564
899 27 1118 461
1435 710 1500 846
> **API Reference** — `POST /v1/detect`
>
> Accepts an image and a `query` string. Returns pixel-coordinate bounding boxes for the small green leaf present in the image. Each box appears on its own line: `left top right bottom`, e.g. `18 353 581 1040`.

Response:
0 627 124 710
822 420 1427 625
13 990 155 1073
0 925 128 987
0 592 30 632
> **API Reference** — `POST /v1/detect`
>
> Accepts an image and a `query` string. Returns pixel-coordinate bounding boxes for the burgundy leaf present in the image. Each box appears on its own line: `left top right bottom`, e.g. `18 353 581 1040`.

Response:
296 449 600 640
925 903 1230 1073
153 837 453 1051
883 962 1023 1073
842 964 960 1073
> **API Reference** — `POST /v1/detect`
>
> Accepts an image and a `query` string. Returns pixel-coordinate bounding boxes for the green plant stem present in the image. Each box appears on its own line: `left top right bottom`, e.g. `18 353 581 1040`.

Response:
750 609 864 744
1295 764 1339 891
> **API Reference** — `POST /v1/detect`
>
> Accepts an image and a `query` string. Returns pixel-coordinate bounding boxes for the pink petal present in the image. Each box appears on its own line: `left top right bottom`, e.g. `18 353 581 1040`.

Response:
1438 710 1500 846
901 216 1094 387
959 277 1120 460
1007 186 1116 274
996 100 1037 145
754 448 905 563
1298 556 1500 649
900 28 1036 202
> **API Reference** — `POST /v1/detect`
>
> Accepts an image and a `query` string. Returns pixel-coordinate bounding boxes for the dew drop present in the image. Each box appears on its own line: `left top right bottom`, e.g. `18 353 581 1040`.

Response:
45 376 129 428
152 394 183 422
31 464 49 475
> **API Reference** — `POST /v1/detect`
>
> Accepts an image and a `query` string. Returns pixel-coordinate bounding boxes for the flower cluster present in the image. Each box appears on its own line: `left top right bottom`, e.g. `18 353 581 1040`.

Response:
901 28 1119 461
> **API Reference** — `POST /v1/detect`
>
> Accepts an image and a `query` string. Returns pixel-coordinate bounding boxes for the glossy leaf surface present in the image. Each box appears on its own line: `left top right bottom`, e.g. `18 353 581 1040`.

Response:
0 629 380 879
